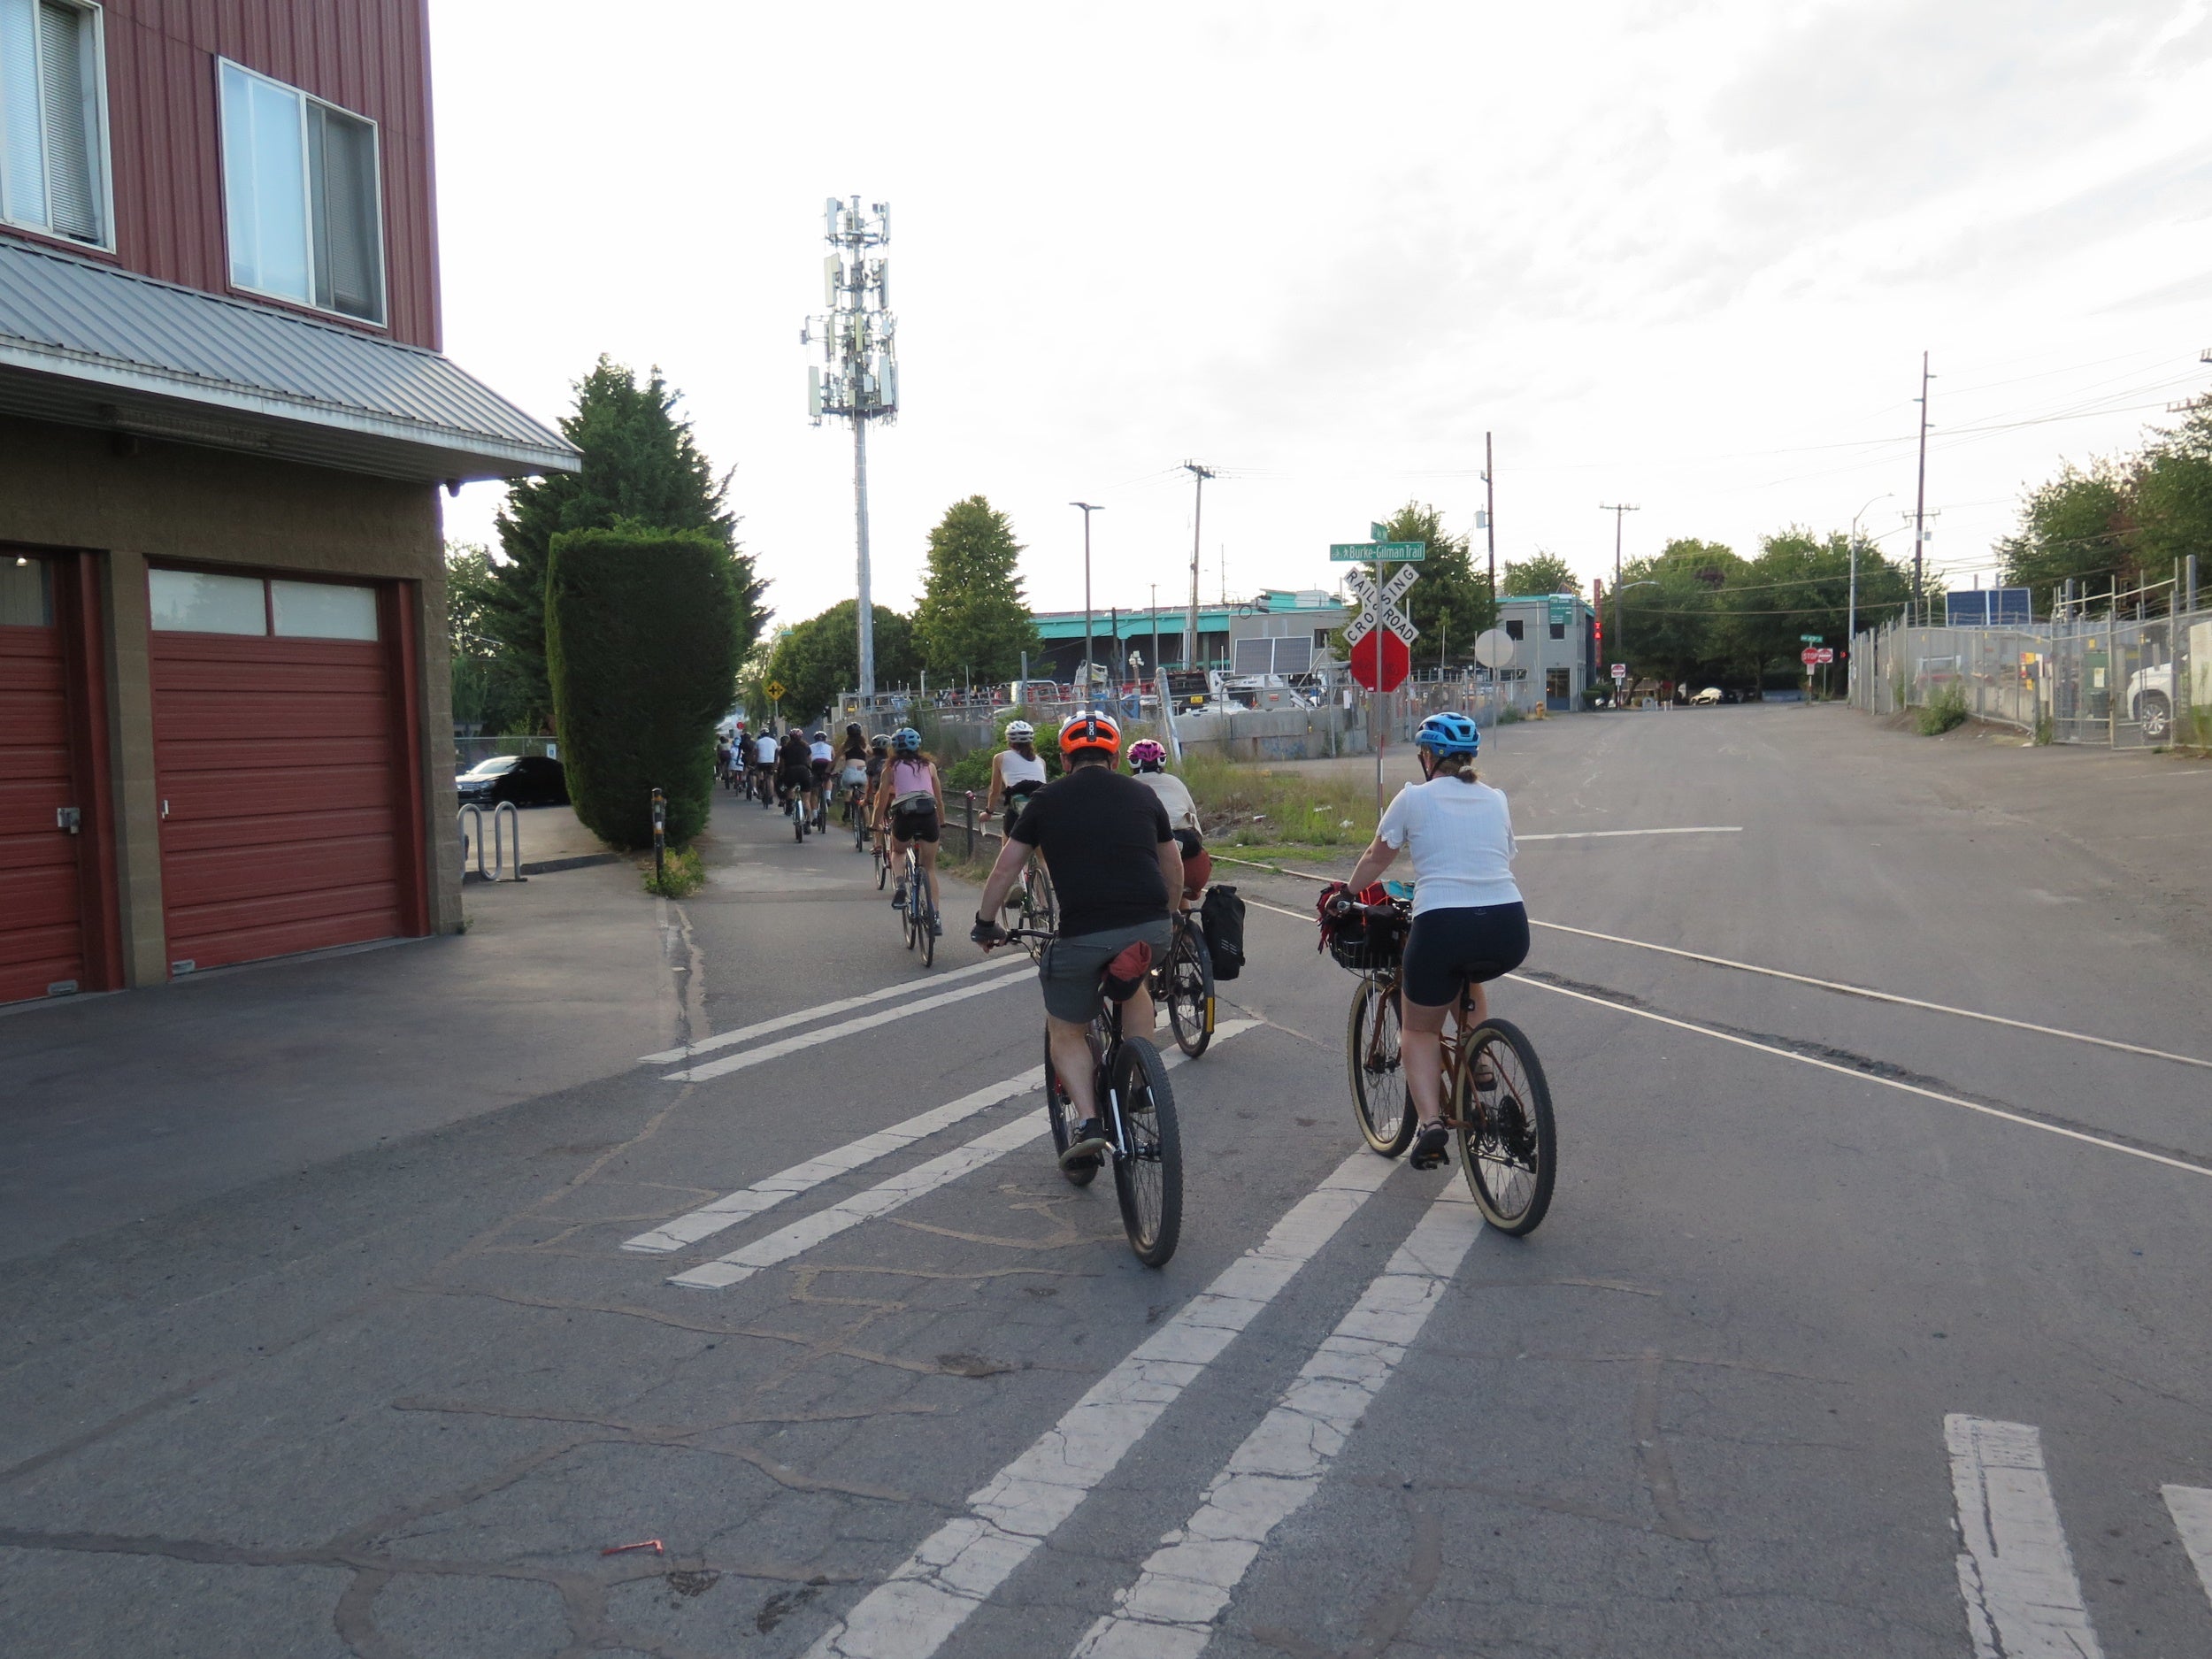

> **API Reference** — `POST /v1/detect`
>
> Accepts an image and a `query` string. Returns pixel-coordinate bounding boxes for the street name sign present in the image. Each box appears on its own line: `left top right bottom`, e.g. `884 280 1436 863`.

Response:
1329 541 1427 562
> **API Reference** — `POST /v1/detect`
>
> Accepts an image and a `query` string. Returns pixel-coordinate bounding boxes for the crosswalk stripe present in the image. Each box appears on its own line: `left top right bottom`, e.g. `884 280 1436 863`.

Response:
667 1021 1259 1290
639 956 1017 1065
624 1066 1047 1255
1946 1414 2104 1659
2164 1486 2212 1613
800 1147 1401 1659
1070 1184 1483 1659
659 968 1033 1083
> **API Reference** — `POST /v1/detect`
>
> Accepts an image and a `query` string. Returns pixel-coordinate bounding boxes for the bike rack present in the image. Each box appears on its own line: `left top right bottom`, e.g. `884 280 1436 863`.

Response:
457 801 525 881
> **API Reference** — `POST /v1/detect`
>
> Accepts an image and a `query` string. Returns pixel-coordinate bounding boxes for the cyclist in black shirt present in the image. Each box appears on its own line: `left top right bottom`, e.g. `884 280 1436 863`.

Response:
973 711 1182 1171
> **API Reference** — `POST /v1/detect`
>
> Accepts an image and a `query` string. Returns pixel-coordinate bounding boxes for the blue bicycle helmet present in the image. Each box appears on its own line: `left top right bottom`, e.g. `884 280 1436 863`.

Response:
890 726 923 756
1415 710 1481 758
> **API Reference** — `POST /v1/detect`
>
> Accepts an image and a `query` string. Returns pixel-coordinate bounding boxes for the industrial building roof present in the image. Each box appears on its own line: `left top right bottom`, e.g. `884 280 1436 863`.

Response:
0 239 578 480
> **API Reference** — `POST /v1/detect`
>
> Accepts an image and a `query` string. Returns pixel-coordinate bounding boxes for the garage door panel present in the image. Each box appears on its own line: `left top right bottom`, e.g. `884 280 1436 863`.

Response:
159 769 400 820
151 585 416 975
0 856 78 919
0 775 76 837
0 611 84 1003
168 885 407 947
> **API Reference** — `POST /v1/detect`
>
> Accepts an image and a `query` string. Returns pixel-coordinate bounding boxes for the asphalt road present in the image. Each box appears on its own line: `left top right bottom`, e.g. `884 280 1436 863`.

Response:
4 704 2209 1658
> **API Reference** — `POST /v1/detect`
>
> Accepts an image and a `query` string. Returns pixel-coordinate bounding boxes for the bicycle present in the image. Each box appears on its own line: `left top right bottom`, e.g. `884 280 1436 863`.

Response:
786 786 809 841
871 820 892 890
1154 910 1215 1058
996 824 1057 964
1011 927 1182 1266
850 788 872 853
898 844 937 967
1328 895 1556 1236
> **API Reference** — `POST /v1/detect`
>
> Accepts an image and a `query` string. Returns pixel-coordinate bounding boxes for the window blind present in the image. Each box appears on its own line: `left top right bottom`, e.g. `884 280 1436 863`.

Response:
1 0 50 227
35 0 96 241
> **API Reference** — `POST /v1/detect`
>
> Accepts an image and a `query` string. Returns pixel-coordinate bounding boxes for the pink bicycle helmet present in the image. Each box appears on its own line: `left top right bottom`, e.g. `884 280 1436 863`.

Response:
1127 739 1168 772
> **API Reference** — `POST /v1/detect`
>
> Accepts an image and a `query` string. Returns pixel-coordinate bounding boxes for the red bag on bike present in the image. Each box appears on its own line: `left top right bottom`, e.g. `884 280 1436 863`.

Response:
1102 941 1155 1002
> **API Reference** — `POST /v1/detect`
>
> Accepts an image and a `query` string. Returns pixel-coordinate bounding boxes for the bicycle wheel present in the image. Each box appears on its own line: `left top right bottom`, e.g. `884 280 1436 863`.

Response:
1454 1018 1557 1236
1041 1032 1097 1187
1018 862 1057 964
917 890 936 967
1164 922 1215 1059
875 841 889 890
901 858 918 950
1347 977 1415 1157
1110 1037 1182 1267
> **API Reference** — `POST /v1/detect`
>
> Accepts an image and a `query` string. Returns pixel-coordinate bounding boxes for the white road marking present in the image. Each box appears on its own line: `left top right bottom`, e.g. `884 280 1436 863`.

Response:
1946 1415 2104 1659
1529 919 2212 1073
639 956 1017 1064
624 1065 1047 1254
801 1147 1401 1659
1070 1185 1483 1659
2165 1486 2212 1614
1234 881 2212 1074
1515 974 2212 1182
668 1021 1259 1289
1245 897 1312 924
659 969 1033 1083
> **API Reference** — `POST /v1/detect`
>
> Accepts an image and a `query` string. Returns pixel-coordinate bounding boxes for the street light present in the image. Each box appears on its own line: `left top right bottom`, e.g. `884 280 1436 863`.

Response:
1071 503 1103 698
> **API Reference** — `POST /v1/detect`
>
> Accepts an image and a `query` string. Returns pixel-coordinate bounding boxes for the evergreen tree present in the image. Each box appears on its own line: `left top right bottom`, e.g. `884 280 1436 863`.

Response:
910 496 1041 680
1501 551 1580 598
485 357 765 729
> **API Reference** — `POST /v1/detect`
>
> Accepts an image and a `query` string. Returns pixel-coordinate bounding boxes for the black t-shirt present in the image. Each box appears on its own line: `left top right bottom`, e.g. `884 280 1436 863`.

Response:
1010 764 1172 937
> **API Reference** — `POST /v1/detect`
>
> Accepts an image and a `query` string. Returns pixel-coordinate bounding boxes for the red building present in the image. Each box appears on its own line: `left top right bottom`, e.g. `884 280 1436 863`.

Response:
0 0 576 1003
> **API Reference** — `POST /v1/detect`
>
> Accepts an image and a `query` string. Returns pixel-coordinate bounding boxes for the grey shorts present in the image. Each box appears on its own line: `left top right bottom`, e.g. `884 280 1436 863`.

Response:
1040 918 1174 1025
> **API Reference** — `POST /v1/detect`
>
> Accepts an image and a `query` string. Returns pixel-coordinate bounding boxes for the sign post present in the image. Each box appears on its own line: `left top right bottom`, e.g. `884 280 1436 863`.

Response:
1339 544 1422 810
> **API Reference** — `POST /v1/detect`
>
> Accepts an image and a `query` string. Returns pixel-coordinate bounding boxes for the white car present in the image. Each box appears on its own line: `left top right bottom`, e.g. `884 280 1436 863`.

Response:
1691 686 1724 705
2126 662 2174 741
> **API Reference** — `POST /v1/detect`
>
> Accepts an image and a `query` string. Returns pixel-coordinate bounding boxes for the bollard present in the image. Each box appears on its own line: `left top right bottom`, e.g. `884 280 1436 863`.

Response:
650 787 667 887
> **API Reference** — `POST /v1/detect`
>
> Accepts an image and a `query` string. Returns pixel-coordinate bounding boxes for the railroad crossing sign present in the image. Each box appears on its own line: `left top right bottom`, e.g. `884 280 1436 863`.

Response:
1341 566 1420 650
1800 647 1833 666
763 680 787 702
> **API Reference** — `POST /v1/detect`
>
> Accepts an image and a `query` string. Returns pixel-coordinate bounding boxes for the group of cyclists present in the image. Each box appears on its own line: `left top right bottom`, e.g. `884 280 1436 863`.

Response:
718 703 1532 1195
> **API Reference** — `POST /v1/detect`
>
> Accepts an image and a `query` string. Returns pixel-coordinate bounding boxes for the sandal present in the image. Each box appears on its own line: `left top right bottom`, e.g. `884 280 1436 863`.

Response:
1409 1121 1451 1171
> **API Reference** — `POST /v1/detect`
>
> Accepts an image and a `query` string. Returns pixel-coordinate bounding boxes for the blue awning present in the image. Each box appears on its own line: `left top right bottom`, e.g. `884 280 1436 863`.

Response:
0 238 577 480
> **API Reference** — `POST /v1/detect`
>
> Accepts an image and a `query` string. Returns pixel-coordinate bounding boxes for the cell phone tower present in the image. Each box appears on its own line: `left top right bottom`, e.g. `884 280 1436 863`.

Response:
803 196 898 703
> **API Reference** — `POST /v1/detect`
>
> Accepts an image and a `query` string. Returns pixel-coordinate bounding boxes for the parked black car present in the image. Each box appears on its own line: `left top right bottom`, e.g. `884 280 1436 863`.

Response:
455 755 568 807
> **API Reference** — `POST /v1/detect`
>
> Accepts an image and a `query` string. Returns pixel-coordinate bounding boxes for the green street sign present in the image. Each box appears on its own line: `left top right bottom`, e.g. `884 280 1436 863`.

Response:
1370 522 1388 541
1329 541 1427 563
1800 634 1824 644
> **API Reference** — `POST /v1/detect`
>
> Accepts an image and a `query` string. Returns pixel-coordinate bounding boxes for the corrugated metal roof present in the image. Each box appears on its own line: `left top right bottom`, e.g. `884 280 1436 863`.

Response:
0 238 578 480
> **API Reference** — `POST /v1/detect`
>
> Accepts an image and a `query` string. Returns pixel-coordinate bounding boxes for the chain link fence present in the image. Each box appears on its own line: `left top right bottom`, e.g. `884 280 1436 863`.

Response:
1852 609 2212 748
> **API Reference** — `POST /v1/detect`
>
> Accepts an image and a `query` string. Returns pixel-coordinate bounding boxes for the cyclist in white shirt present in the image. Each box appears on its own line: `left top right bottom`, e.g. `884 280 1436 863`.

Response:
985 720 1049 838
1126 739 1209 909
1333 711 1527 1171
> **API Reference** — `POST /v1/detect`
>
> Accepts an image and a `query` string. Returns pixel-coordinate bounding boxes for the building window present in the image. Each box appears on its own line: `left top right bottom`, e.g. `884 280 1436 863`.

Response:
1313 626 1331 649
219 59 384 324
150 570 381 639
272 580 377 640
0 0 109 247
1549 621 1566 640
2 552 54 624
1504 618 1524 641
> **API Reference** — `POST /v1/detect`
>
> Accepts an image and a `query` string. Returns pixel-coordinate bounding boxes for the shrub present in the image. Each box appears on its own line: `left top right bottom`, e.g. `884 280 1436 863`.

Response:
1916 681 1969 735
942 707 1064 795
547 525 740 849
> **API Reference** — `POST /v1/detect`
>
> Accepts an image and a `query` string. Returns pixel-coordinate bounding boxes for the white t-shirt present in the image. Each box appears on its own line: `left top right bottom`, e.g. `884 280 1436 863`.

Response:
756 735 778 764
809 740 834 764
1133 770 1200 833
1376 777 1521 915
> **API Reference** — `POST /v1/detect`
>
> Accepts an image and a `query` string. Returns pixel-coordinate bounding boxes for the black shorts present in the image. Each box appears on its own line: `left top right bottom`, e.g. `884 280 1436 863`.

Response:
890 804 939 845
1401 902 1529 1008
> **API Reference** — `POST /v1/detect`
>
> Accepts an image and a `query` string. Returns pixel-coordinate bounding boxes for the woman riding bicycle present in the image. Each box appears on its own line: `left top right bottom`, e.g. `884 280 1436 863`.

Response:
985 720 1049 837
872 726 946 934
1330 710 1527 1172
776 728 814 819
837 724 870 824
1126 739 1209 910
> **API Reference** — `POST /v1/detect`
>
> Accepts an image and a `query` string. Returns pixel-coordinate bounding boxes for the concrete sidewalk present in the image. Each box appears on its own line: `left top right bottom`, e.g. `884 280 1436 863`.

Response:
0 857 686 1263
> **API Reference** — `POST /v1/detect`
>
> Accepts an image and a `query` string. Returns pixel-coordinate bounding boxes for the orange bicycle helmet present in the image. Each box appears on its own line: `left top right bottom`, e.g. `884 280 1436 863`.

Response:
1058 710 1122 757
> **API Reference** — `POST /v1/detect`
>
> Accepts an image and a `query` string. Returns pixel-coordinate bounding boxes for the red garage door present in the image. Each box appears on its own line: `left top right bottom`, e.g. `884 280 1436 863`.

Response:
150 569 422 975
0 557 88 1002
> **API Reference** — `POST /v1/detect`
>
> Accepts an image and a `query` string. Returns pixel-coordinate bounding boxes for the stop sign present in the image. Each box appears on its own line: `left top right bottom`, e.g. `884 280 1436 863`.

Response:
1349 630 1410 693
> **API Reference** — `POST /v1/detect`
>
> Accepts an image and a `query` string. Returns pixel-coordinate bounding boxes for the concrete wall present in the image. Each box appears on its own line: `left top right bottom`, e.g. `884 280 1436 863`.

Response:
0 415 459 987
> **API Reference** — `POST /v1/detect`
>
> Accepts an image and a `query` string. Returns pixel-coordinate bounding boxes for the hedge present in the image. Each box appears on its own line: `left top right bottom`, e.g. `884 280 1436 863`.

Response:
546 525 739 849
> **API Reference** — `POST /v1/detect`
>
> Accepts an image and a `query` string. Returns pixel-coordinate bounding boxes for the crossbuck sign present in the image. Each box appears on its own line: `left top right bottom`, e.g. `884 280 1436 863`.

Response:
1341 565 1419 648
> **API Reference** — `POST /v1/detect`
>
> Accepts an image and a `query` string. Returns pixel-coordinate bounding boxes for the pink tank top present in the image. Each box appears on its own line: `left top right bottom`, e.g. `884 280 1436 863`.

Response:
888 759 934 802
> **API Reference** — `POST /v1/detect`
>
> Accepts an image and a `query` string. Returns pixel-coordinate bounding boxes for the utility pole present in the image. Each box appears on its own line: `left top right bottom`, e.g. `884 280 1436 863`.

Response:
1149 583 1160 691
1912 350 1932 626
803 196 897 703
1601 503 1640 664
1071 502 1102 699
1181 462 1215 672
1483 431 1497 613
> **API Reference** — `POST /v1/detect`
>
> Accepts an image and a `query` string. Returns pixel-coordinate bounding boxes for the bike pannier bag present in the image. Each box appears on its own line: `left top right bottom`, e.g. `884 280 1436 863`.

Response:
1201 885 1247 981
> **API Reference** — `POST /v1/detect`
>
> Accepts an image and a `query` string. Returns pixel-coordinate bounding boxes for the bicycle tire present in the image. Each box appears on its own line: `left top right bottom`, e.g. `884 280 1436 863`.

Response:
1347 977 1415 1158
1042 1032 1097 1187
1454 1018 1557 1236
1110 1037 1182 1266
901 856 918 950
1164 922 1215 1059
918 893 936 967
1019 862 1057 964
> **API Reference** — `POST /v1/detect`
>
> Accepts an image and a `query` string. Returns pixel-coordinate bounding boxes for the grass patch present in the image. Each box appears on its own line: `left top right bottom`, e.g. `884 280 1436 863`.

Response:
641 845 706 898
1179 755 1377 852
1916 682 1969 736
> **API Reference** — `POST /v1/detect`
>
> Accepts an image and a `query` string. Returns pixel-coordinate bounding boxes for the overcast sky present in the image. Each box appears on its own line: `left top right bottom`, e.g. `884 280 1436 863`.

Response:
429 0 2212 635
